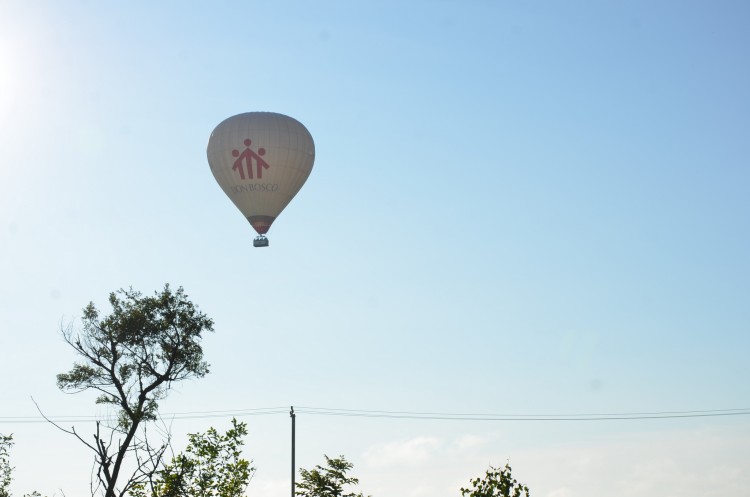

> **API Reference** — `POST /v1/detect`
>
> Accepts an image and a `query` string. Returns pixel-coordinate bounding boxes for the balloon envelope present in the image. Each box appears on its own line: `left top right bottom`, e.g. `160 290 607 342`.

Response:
207 112 315 235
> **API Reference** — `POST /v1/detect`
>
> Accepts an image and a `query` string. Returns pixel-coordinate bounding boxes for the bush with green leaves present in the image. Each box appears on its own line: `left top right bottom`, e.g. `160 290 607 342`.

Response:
131 418 254 497
460 463 529 497
296 455 369 497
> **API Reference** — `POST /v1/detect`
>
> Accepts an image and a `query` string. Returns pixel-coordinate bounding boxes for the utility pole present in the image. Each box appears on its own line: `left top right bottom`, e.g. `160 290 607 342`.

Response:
291 406 296 497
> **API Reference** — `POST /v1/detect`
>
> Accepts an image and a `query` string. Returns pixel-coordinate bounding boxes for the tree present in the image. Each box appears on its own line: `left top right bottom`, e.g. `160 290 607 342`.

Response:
131 418 254 497
296 455 369 497
1 434 12 497
460 463 530 497
53 285 214 497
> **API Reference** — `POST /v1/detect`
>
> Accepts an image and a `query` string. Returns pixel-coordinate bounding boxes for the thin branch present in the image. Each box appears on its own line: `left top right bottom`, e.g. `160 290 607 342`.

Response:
31 397 99 454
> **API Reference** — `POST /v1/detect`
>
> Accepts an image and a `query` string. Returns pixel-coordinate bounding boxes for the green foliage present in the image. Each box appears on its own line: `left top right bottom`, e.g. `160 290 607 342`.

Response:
460 463 530 497
130 419 254 497
296 455 369 497
55 284 214 497
1 434 13 497
57 285 214 430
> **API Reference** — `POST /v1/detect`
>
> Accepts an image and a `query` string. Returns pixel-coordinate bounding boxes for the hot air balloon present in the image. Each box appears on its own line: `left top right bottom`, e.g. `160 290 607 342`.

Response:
207 112 315 247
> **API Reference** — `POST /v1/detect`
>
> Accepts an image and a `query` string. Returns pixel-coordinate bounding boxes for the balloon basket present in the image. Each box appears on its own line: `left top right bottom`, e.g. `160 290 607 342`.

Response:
253 235 269 248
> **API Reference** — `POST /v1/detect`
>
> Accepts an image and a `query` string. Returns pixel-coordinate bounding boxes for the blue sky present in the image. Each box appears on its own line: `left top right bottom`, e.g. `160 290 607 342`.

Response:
1 1 749 496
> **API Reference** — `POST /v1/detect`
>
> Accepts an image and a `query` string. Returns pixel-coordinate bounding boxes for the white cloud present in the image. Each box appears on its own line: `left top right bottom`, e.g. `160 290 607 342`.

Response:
364 436 443 468
511 426 750 497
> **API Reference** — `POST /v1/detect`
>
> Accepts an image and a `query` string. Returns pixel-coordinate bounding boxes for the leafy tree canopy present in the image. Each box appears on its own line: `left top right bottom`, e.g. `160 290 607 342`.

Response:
460 463 530 497
57 284 213 429
296 455 369 497
132 418 254 497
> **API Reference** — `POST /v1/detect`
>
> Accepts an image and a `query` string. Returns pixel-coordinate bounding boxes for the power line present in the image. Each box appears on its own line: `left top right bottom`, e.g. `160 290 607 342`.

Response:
0 406 290 424
2 406 749 425
295 406 750 421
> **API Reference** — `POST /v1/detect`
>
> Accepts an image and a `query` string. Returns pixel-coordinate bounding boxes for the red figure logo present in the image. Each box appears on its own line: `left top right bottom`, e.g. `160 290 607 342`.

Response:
232 139 270 180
